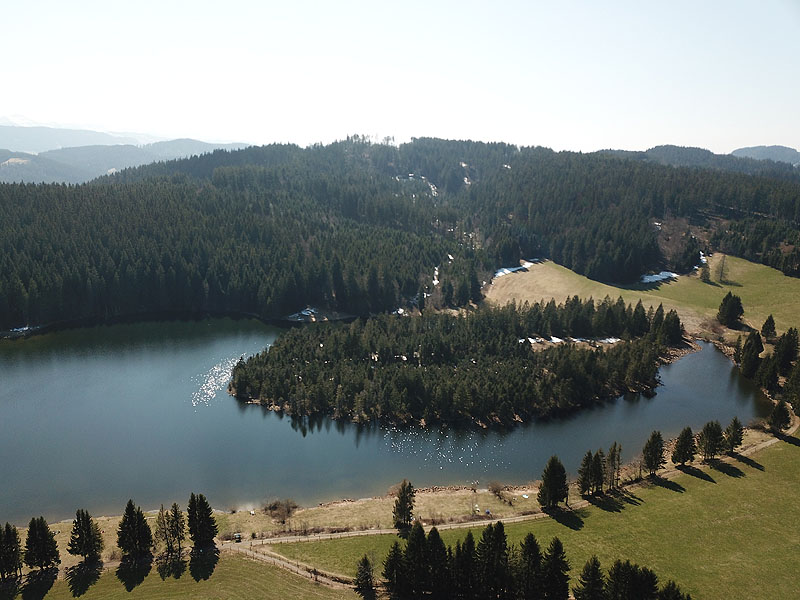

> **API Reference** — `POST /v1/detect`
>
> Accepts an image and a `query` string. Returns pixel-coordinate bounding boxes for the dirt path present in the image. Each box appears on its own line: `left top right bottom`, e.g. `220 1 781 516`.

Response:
219 542 354 589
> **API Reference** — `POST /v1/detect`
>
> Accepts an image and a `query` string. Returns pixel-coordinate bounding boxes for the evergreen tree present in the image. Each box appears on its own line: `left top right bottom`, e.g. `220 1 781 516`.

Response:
716 292 743 327
784 362 800 414
605 560 659 600
187 493 217 547
24 516 60 569
642 431 665 476
573 555 606 600
382 541 406 600
591 449 606 495
516 533 542 600
606 442 622 489
354 555 376 600
404 521 428 597
755 355 779 393
739 331 763 378
732 336 742 364
67 509 103 560
724 417 744 453
538 455 569 509
427 527 451 599
774 328 799 375
442 280 454 306
577 451 594 497
659 310 683 345
541 537 570 600
169 503 186 554
392 479 416 536
117 499 153 558
761 314 776 339
768 399 791 432
476 522 509 599
455 278 470 306
155 505 174 555
452 531 477 600
469 267 482 304
697 421 724 461
671 427 696 466
0 523 22 579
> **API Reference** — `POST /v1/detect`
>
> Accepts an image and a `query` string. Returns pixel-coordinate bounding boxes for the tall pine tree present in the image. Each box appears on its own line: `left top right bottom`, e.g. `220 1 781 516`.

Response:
67 509 103 560
117 499 153 558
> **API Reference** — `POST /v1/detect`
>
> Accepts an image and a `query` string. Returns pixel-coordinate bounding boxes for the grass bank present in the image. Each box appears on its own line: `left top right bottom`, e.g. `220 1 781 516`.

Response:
486 254 800 338
268 432 800 600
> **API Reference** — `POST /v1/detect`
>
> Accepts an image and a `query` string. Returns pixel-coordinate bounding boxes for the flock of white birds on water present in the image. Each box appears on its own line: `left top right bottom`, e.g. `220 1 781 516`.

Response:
382 426 510 472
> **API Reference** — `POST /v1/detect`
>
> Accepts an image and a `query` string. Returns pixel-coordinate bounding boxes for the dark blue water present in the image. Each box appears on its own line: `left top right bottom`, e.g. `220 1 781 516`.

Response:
0 319 770 525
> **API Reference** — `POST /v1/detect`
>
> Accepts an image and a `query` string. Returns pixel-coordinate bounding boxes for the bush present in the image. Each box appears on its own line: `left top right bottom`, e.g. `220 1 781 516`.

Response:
264 499 299 524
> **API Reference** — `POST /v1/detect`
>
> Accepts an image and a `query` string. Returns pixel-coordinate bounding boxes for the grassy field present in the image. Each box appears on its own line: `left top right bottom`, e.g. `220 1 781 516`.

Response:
269 433 800 600
1 553 355 600
486 254 800 338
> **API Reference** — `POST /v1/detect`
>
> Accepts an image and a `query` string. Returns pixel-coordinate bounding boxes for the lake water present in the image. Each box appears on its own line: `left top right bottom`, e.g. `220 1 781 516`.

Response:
0 318 771 525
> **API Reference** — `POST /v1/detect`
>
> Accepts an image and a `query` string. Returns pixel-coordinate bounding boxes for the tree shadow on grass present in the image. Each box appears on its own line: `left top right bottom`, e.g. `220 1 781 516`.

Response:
0 577 21 600
189 545 219 581
730 452 764 471
677 464 716 483
587 494 626 513
651 476 685 493
775 433 800 447
116 555 152 591
587 489 641 513
156 552 187 580
710 460 744 478
546 507 585 531
65 560 103 597
21 568 57 600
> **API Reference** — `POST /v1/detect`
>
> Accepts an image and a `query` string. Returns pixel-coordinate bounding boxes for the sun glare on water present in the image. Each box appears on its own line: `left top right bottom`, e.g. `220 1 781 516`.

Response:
191 357 238 407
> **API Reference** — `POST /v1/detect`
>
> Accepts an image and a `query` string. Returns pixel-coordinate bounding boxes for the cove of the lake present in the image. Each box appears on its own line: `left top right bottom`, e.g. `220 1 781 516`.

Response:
0 318 772 525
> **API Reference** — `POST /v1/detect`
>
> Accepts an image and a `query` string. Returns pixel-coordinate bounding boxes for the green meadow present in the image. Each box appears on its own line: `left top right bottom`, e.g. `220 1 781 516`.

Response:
487 254 800 336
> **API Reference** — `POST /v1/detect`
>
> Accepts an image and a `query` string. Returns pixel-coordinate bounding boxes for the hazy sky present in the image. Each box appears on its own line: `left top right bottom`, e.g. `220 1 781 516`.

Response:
2 0 798 152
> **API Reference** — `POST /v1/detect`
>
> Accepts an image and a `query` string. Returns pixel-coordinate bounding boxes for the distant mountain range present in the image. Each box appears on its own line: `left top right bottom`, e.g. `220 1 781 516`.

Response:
731 145 800 166
0 124 141 153
0 125 249 183
601 144 800 179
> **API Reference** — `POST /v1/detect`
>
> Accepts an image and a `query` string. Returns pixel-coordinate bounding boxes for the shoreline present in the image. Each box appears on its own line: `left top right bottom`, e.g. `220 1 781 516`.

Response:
0 307 356 341
19 414 796 582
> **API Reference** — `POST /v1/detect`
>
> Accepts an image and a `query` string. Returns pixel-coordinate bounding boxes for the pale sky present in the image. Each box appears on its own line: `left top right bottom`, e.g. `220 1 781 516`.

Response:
2 0 799 153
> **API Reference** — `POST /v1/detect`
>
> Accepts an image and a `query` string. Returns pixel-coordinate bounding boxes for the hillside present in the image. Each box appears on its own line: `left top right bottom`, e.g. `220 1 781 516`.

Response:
0 149 92 183
732 144 800 165
602 144 799 179
5 137 800 331
0 124 139 153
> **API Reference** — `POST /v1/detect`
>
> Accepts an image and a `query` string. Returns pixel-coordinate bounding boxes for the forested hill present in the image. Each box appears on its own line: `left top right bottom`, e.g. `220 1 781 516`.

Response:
230 301 684 426
602 144 800 179
4 136 800 331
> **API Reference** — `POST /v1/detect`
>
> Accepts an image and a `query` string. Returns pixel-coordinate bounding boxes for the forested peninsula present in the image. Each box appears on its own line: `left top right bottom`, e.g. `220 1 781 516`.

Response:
230 300 684 426
3 137 800 331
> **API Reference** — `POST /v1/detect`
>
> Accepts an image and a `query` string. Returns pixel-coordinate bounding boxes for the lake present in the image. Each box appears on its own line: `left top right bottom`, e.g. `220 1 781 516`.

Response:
0 318 771 525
